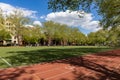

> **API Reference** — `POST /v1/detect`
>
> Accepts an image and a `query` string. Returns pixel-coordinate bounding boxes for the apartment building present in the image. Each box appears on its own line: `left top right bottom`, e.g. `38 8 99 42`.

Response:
2 20 18 46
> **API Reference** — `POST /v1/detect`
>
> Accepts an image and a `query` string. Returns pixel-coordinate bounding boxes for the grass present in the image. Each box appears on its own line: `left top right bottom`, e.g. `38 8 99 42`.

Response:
0 46 114 68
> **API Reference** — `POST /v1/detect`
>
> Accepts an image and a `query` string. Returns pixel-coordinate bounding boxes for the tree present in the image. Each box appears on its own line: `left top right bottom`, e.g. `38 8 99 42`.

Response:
58 24 69 46
68 27 86 45
88 29 108 46
21 26 42 46
50 23 66 45
48 0 120 28
99 0 120 28
43 21 87 46
87 32 96 45
43 21 58 46
0 9 5 29
106 26 120 46
7 9 30 45
0 29 11 41
0 9 11 45
95 30 108 46
48 0 93 12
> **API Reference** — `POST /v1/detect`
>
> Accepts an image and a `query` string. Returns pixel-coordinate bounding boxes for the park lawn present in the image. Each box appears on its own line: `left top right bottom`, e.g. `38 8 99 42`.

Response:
0 46 114 68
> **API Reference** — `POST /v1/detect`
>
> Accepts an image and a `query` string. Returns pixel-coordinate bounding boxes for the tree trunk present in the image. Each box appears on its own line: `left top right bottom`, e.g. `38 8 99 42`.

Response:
17 35 22 46
63 40 67 46
60 40 63 46
48 37 51 46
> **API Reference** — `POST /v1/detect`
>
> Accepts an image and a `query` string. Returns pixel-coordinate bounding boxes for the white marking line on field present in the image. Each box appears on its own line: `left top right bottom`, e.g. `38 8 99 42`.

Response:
0 56 12 67
44 66 75 80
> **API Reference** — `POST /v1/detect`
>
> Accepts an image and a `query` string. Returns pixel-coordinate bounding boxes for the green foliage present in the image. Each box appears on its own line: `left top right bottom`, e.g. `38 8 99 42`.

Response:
88 32 96 45
7 10 30 30
7 10 30 45
0 9 11 41
0 29 11 41
87 27 120 47
48 0 120 28
44 21 56 38
106 27 120 46
99 0 120 28
22 26 42 44
48 0 93 12
88 29 107 46
43 21 87 46
0 9 5 29
68 27 86 45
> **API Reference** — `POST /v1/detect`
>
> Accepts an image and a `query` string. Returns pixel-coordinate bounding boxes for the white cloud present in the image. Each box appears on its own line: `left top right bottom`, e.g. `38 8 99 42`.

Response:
40 15 46 19
33 21 42 26
0 2 37 18
46 10 101 32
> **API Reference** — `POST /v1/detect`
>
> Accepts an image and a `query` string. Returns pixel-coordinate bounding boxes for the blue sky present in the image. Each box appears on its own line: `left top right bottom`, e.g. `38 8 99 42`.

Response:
0 0 101 34
0 0 50 16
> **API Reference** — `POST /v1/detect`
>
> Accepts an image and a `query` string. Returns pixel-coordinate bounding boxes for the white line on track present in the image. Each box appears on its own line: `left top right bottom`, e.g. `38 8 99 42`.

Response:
44 66 75 80
45 70 72 80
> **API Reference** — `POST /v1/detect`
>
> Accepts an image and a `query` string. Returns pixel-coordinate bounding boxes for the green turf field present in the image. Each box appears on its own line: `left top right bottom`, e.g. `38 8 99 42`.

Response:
0 46 113 68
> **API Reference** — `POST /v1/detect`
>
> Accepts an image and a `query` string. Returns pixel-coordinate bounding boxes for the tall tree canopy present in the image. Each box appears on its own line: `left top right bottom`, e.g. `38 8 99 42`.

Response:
0 9 11 41
7 10 30 45
48 0 120 28
0 9 5 29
